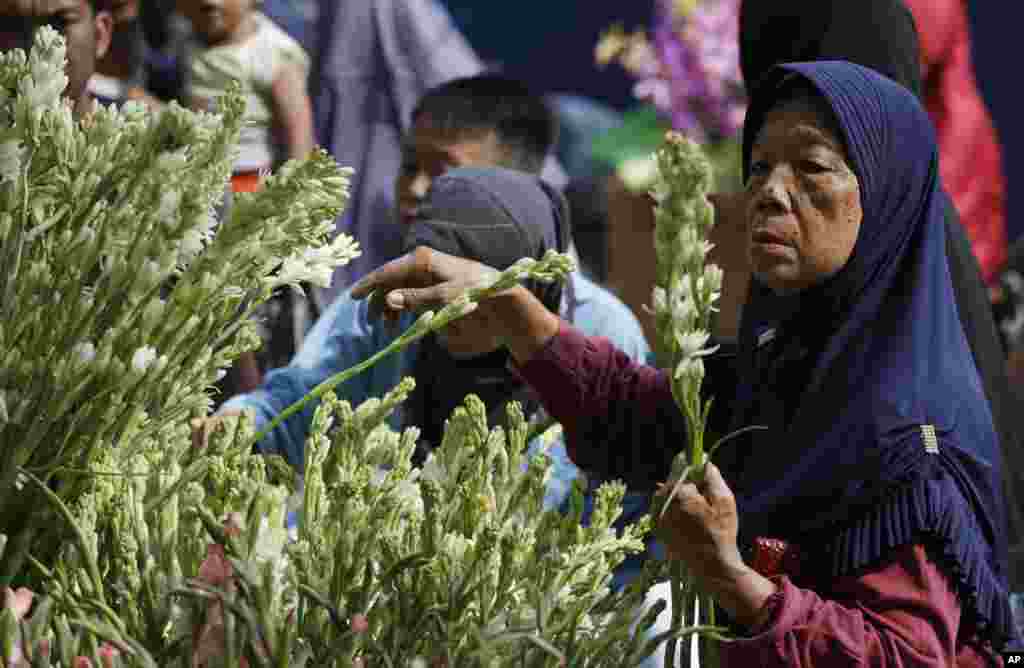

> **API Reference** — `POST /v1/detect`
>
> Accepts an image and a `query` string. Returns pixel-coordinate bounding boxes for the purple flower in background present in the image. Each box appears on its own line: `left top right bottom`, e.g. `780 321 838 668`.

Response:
598 0 746 141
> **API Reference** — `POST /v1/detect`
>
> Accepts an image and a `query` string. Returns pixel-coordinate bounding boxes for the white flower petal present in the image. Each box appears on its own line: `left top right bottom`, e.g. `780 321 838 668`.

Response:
72 341 96 364
131 346 157 373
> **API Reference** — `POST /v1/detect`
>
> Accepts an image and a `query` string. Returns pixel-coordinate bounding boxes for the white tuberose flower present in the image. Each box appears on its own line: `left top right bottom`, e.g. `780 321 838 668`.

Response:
674 330 712 360
72 341 96 364
0 139 25 183
131 346 158 373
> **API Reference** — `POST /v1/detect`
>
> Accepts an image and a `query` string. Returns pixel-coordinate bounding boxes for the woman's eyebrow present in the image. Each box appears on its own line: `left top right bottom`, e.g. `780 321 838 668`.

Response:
790 125 843 151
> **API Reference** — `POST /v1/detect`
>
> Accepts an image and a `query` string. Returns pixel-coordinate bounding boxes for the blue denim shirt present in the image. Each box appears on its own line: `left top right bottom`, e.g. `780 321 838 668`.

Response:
224 272 650 515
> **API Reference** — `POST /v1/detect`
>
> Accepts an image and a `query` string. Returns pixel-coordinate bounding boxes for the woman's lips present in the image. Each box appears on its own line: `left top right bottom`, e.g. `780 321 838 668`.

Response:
751 228 790 246
750 228 794 258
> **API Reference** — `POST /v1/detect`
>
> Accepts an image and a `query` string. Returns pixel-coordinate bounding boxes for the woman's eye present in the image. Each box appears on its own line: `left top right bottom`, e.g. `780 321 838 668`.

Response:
800 160 831 174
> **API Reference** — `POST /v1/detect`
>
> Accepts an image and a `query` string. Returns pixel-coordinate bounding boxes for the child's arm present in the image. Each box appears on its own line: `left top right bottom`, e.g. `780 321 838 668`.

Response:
270 62 314 161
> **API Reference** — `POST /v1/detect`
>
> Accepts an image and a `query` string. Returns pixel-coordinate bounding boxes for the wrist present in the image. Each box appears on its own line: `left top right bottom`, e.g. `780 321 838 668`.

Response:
701 560 779 629
485 286 561 365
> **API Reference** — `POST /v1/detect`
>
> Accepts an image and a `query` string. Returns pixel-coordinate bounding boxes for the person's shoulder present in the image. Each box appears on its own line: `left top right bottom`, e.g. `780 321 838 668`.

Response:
325 288 378 330
571 273 637 320
252 12 310 68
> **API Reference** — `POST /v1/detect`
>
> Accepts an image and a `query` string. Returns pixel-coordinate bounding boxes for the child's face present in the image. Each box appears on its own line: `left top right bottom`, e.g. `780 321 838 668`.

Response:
394 115 505 226
177 0 252 45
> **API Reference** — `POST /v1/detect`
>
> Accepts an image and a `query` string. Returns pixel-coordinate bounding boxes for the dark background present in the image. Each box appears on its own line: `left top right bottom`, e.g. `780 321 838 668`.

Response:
440 0 655 111
966 3 1021 243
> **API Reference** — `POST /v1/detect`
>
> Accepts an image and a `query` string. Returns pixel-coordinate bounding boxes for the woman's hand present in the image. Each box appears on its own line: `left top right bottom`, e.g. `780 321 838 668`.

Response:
351 247 501 319
656 463 778 629
657 463 745 577
351 247 561 364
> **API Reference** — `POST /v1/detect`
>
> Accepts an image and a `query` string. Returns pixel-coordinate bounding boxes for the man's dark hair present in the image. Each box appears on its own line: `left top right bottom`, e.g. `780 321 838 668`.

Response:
411 74 558 174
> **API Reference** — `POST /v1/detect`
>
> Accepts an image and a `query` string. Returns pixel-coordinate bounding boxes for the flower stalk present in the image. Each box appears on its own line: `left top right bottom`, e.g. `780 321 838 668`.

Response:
647 131 728 668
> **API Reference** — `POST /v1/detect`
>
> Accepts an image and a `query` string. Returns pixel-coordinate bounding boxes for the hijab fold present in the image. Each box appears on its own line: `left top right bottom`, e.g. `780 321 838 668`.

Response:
728 62 1012 646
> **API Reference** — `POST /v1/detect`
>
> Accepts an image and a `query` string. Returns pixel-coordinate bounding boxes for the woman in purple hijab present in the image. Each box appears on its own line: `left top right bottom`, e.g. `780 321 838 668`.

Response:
351 60 1016 664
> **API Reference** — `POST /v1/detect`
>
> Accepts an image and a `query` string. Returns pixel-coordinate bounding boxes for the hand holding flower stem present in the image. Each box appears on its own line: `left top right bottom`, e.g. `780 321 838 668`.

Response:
248 248 576 447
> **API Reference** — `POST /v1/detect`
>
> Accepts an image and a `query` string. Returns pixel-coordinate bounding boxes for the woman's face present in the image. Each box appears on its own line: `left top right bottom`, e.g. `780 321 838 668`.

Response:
744 96 863 295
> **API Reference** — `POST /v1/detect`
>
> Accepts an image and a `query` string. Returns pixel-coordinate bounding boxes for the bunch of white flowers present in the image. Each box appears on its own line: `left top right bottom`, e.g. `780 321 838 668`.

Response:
0 27 353 588
288 385 659 666
20 383 662 667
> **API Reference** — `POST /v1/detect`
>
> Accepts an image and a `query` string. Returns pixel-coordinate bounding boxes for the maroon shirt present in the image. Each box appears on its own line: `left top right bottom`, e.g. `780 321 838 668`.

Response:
516 322 1002 666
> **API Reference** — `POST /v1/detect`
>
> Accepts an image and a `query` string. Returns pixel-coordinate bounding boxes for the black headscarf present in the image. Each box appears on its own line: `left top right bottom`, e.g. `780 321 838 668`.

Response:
739 1 922 97
401 167 572 462
738 0 1024 588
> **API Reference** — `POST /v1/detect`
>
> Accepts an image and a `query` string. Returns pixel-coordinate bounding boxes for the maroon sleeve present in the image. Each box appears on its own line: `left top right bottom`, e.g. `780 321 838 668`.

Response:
514 322 684 487
721 544 997 667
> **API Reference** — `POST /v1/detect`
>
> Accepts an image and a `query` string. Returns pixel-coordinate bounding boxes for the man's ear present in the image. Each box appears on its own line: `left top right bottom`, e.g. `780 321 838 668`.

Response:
93 9 113 61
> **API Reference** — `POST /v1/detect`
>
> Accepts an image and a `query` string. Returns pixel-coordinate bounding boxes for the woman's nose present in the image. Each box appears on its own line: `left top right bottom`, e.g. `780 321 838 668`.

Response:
754 166 793 213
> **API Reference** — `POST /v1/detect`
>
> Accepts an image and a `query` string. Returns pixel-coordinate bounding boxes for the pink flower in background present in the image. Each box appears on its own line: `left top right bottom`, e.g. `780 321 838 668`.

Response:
656 0 745 140
192 542 237 667
600 0 746 141
3 587 35 667
350 613 369 634
4 587 34 620
98 642 120 668
73 658 94 668
198 543 233 589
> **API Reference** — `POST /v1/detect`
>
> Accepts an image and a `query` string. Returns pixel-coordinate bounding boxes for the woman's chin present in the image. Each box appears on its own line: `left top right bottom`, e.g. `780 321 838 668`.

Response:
752 265 803 296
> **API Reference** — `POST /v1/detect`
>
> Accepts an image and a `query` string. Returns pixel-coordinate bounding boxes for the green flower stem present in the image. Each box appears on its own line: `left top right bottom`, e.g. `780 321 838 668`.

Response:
665 560 686 668
250 326 426 447
19 469 105 602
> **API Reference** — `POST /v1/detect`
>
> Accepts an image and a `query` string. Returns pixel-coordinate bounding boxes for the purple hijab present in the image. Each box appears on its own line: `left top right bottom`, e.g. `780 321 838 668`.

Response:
729 61 1013 645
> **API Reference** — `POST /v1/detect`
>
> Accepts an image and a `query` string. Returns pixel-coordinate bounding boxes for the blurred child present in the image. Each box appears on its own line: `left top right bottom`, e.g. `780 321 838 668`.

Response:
177 0 316 391
176 0 313 190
